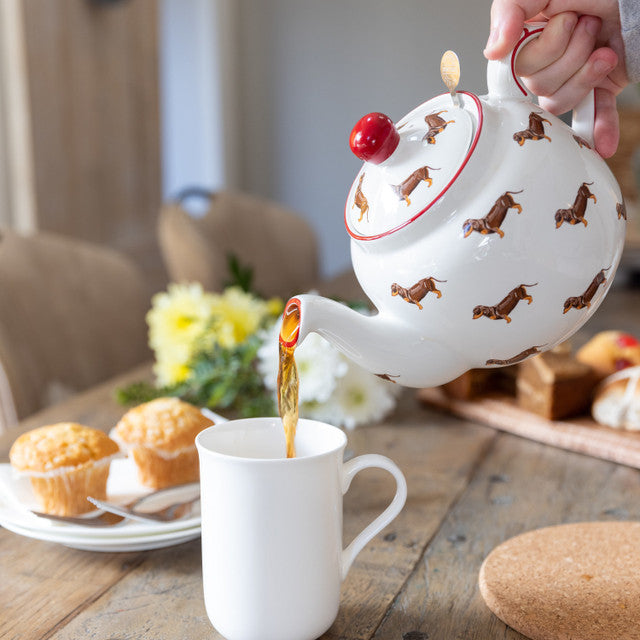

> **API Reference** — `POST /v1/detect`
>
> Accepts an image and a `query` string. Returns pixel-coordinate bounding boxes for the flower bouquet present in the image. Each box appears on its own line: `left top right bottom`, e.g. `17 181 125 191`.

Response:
118 266 399 429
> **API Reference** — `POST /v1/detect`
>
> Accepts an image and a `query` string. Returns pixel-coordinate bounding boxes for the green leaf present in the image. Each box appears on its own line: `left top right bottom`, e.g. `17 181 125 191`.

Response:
224 253 254 293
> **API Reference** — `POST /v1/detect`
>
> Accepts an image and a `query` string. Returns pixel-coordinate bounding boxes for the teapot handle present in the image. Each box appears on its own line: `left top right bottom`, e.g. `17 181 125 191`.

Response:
486 25 595 147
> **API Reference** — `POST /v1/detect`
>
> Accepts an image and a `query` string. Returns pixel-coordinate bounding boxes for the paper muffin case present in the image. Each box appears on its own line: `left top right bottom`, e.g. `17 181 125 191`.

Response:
129 444 199 489
25 455 117 516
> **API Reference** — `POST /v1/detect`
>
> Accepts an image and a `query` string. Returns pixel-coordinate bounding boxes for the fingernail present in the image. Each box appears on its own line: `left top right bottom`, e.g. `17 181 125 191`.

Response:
564 14 578 32
584 16 600 37
485 26 499 52
593 59 613 75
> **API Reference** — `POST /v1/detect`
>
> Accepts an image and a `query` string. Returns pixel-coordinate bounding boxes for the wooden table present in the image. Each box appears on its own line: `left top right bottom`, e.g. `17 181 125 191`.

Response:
2 286 640 640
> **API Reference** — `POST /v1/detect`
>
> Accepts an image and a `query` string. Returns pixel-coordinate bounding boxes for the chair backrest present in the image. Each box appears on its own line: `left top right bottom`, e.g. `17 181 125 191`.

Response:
0 229 151 431
158 190 320 298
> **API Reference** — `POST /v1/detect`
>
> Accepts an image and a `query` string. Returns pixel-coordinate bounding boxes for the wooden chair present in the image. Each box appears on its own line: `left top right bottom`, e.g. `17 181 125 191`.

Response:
0 229 151 432
157 189 320 298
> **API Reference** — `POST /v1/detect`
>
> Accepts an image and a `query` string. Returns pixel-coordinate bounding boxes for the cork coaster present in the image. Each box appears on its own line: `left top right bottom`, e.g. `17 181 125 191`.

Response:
479 521 640 640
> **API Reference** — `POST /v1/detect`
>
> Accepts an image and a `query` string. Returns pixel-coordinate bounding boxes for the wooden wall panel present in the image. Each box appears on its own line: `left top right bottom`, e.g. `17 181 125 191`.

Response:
20 0 164 293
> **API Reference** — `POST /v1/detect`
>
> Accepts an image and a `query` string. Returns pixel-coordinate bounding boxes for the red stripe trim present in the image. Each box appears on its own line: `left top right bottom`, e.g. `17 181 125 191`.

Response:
279 297 301 348
511 27 543 96
345 91 483 242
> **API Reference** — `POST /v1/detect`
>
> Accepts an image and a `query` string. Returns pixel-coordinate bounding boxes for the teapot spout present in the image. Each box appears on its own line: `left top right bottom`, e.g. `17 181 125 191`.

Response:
281 294 467 388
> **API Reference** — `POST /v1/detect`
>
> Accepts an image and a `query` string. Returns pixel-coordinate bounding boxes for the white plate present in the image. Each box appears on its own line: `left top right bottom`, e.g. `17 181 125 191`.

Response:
0 409 226 551
0 457 200 532
0 517 201 551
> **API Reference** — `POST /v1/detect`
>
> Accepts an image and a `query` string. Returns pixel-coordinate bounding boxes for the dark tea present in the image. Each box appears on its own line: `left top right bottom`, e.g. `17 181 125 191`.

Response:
278 301 300 458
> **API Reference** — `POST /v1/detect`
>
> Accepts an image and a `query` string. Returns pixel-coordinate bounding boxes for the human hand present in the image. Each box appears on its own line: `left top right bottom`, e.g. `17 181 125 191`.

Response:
484 0 628 158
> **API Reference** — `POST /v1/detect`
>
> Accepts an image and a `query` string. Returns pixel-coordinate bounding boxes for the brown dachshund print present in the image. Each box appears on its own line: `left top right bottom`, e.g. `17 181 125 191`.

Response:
554 182 596 228
391 277 446 310
513 112 552 145
563 267 610 313
617 201 627 220
422 110 455 144
486 345 543 366
352 174 369 222
573 134 592 149
473 283 537 323
375 373 400 383
391 166 440 206
463 190 523 238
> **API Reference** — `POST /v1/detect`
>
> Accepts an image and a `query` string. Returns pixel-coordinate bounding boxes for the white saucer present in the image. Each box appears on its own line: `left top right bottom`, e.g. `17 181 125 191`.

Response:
0 408 227 551
0 457 201 551
0 516 201 551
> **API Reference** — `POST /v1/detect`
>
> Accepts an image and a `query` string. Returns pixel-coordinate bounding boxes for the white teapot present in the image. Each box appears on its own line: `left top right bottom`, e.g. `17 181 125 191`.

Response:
281 30 627 388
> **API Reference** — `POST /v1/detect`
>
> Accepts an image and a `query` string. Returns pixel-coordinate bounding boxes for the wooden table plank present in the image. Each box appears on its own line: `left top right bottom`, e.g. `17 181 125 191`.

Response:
373 431 640 640
0 536 142 640
418 387 640 469
326 408 496 640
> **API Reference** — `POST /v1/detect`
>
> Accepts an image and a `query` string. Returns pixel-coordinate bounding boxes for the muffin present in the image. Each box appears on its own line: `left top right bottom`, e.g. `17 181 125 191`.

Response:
576 331 640 381
113 397 214 489
9 423 120 515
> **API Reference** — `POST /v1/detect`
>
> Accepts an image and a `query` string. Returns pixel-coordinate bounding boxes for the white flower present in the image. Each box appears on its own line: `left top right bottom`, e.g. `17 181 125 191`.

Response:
257 322 347 404
257 318 398 429
306 361 398 430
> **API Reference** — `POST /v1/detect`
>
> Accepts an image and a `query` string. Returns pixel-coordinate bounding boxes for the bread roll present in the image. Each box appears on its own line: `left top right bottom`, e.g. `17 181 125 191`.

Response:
591 366 640 431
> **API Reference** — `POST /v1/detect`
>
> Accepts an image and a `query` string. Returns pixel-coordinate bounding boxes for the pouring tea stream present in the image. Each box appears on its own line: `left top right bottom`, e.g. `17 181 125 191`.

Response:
280 35 626 392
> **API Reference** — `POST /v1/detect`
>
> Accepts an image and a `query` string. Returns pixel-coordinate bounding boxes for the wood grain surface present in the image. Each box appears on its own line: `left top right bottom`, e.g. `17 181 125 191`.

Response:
417 387 640 469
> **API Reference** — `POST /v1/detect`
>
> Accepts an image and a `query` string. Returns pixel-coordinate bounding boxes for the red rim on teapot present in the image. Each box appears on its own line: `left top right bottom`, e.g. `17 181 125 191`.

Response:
345 91 483 241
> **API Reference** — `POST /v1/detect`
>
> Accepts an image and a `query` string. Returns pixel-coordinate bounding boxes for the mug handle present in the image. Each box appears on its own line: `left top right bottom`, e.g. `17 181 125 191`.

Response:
486 25 595 147
340 454 407 580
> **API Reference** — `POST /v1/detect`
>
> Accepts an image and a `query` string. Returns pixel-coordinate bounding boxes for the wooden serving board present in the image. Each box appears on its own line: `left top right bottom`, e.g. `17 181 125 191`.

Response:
417 387 640 469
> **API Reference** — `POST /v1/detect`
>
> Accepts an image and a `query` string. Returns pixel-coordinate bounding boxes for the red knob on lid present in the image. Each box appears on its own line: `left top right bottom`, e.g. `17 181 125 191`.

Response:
349 112 399 164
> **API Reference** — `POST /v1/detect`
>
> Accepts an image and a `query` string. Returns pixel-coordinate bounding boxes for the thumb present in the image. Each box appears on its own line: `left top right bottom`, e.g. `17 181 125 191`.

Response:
484 0 548 59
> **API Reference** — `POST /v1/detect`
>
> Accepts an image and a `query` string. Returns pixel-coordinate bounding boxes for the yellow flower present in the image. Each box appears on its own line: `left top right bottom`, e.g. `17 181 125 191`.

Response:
266 297 284 317
209 287 275 349
145 282 283 387
153 358 192 387
146 283 216 385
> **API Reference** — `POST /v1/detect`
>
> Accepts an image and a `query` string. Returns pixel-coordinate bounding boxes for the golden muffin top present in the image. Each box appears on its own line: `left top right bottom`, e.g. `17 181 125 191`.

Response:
114 397 214 452
10 422 120 473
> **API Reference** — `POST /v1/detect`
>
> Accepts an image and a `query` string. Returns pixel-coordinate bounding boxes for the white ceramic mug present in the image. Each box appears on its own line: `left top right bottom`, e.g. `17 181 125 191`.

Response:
196 417 407 640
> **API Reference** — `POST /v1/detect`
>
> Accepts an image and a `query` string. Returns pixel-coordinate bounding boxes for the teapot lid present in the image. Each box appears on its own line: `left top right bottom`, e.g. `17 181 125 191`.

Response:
345 91 482 240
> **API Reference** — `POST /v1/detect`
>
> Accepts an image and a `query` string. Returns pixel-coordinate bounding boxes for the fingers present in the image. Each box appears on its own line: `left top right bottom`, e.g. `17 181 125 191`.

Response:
515 13 577 76
535 47 618 114
517 15 603 94
592 88 619 158
484 0 548 60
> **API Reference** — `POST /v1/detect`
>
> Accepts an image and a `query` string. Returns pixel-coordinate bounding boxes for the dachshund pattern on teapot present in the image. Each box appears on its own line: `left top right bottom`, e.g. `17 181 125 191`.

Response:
573 134 592 149
391 166 440 206
462 190 523 238
391 277 446 310
563 268 610 313
352 174 369 222
554 182 596 228
513 112 552 145
423 110 455 144
345 101 619 373
486 345 543 366
617 201 627 220
472 283 537 323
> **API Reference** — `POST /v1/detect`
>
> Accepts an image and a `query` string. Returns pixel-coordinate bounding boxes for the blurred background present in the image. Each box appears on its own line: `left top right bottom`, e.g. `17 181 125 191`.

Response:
0 0 639 292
